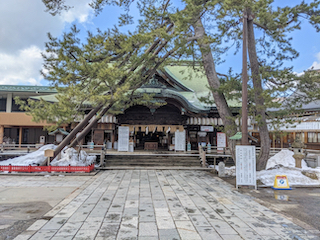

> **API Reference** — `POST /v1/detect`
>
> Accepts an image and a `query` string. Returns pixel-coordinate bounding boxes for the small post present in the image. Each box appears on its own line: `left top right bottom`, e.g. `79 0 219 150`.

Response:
201 147 206 167
218 162 226 177
100 146 106 167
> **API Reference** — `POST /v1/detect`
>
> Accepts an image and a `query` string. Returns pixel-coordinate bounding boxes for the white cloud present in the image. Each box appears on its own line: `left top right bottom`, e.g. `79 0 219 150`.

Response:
60 0 93 23
310 52 320 70
0 0 94 85
293 71 304 77
0 46 43 85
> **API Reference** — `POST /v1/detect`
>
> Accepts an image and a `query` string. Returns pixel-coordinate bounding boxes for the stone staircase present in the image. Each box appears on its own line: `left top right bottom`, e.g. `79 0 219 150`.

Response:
103 154 202 168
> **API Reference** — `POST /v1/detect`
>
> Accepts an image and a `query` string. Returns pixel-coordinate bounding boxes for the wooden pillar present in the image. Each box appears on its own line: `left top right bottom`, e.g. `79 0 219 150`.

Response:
112 129 115 149
293 132 296 141
0 125 4 144
272 133 275 148
19 127 23 148
6 93 12 113
304 132 308 144
280 135 283 149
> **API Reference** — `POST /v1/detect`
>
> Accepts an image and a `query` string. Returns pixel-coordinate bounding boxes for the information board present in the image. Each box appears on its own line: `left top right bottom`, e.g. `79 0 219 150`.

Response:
175 130 186 151
217 132 226 153
118 126 129 151
200 126 214 132
236 145 256 189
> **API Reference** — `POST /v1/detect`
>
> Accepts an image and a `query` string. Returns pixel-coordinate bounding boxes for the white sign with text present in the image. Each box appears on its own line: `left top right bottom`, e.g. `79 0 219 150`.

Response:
175 130 186 151
236 145 256 189
217 132 226 152
118 126 129 152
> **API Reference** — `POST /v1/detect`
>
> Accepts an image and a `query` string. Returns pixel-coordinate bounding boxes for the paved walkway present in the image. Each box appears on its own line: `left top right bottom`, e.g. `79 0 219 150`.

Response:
14 170 320 240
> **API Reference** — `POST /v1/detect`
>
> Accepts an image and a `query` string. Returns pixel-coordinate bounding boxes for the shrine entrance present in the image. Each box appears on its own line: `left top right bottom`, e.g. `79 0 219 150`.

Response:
117 103 187 151
134 131 166 150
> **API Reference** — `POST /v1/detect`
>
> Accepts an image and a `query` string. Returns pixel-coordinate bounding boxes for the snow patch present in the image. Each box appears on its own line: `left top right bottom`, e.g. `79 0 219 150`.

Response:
257 167 320 186
0 144 56 166
209 149 320 186
51 147 96 166
208 165 236 177
0 144 96 167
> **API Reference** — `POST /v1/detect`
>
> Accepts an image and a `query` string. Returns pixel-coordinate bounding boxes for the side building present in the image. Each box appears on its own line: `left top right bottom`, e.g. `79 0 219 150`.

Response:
0 85 57 146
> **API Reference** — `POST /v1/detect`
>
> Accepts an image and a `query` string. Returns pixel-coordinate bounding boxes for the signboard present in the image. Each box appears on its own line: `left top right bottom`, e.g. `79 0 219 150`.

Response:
44 149 54 157
93 130 104 144
118 126 129 151
175 130 186 151
269 121 320 131
200 126 214 132
217 132 226 153
39 136 45 144
272 175 291 190
56 134 63 143
236 145 256 189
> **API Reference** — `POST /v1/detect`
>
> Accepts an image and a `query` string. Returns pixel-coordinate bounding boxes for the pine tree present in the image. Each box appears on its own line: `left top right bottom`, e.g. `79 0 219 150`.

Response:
38 0 320 168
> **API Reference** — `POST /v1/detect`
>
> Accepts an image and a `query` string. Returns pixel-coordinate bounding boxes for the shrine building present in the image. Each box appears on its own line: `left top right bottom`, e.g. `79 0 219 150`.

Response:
75 66 241 151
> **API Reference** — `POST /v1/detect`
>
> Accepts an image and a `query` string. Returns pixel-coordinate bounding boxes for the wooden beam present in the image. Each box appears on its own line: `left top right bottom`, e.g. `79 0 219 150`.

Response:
19 127 22 148
0 125 3 144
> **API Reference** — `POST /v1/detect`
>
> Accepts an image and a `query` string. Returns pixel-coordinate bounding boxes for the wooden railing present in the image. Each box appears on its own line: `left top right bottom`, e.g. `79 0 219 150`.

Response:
1 143 320 159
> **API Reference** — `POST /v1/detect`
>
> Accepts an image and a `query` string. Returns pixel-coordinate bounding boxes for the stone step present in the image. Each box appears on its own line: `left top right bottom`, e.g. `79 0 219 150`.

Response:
105 163 201 167
105 158 200 162
103 155 201 167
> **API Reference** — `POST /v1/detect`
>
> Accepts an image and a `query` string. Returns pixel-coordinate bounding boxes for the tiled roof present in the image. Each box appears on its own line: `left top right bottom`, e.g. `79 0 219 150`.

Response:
0 85 57 93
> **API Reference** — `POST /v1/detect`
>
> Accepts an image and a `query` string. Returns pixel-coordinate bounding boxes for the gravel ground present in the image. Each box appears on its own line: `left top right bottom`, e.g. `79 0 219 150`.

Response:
0 202 51 240
0 174 91 240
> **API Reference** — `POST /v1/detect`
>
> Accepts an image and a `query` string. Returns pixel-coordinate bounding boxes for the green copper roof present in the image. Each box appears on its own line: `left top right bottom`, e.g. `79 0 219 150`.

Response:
164 66 241 108
48 128 69 136
164 66 208 94
230 132 242 140
229 132 258 142
30 94 59 102
0 85 57 93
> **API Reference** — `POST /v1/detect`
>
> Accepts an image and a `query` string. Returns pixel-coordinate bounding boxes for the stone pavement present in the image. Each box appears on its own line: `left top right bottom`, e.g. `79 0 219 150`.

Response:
13 170 320 240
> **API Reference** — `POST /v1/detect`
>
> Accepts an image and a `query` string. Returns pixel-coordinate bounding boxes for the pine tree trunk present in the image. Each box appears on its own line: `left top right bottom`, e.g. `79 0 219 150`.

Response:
247 12 270 170
193 18 237 162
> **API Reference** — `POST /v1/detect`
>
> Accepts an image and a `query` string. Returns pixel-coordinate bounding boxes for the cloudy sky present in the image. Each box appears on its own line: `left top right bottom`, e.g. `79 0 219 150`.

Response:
0 0 319 86
0 0 95 86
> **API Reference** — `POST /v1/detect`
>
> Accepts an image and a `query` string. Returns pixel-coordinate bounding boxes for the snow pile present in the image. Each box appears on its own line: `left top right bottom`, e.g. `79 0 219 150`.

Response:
208 165 236 176
0 144 56 166
257 167 320 186
51 147 96 166
225 166 236 176
258 149 320 186
0 145 96 166
265 149 296 169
